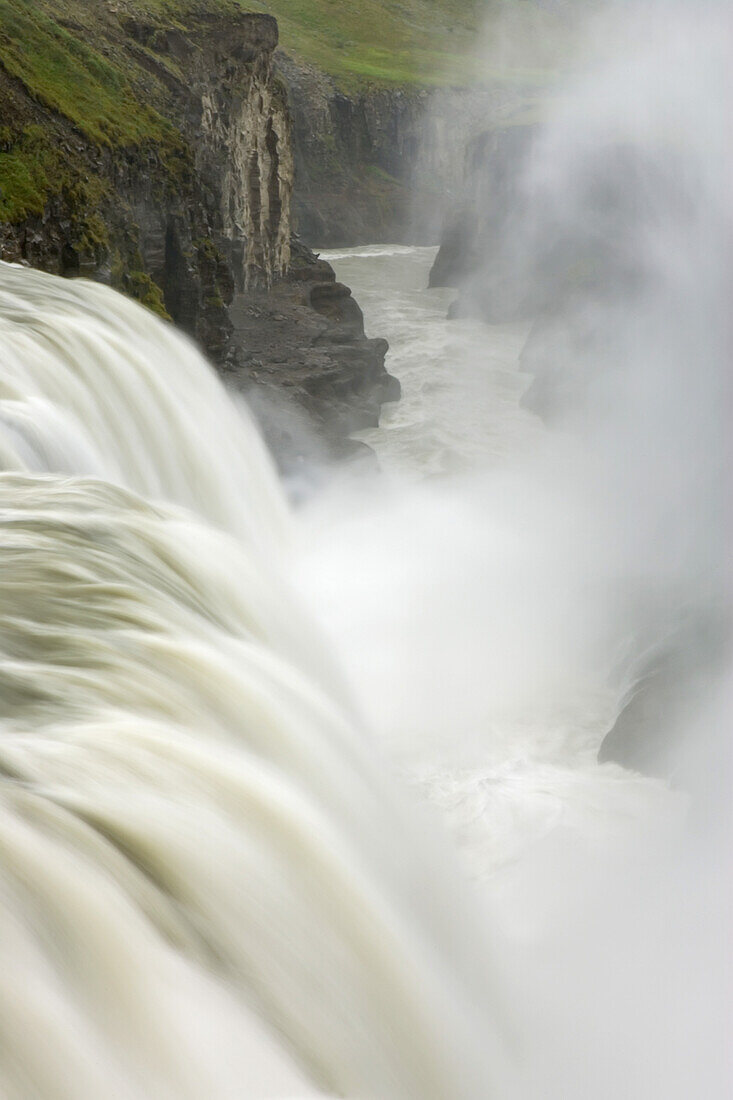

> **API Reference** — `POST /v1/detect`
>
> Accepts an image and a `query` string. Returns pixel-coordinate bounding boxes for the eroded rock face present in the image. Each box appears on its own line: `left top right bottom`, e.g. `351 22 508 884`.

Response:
225 239 398 470
0 13 289 351
428 125 540 318
196 22 293 289
117 12 294 349
276 52 513 247
0 9 396 463
429 125 697 418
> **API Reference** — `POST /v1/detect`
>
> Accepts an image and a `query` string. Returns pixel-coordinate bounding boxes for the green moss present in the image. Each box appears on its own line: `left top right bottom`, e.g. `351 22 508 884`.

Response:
0 124 61 221
126 271 172 320
240 0 575 89
0 0 576 318
194 237 221 261
110 251 126 286
0 1 174 148
65 176 113 250
365 164 402 186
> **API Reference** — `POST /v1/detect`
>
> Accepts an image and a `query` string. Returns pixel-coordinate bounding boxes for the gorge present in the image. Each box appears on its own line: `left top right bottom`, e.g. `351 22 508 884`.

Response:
0 2 402 466
0 2 730 1099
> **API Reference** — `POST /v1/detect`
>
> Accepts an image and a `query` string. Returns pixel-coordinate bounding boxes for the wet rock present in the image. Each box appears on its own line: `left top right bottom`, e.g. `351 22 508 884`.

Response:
225 238 398 469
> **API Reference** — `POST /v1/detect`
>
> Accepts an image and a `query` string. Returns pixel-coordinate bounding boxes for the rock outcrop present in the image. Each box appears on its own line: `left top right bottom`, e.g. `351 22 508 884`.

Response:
224 238 397 468
0 2 396 465
428 125 540 317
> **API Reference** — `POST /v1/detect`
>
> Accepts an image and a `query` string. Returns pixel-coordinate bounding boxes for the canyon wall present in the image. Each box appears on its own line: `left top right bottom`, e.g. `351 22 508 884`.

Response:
429 118 696 422
277 52 515 247
0 3 395 465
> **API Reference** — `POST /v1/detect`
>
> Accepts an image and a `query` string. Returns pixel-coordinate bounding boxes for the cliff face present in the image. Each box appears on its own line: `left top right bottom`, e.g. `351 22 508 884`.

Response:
277 52 513 247
114 11 293 355
0 2 396 464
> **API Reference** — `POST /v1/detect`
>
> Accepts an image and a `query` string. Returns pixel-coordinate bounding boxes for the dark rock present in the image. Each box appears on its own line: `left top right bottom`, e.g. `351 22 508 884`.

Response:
429 125 540 319
225 237 398 469
430 126 697 418
0 8 397 466
599 610 731 779
275 51 515 247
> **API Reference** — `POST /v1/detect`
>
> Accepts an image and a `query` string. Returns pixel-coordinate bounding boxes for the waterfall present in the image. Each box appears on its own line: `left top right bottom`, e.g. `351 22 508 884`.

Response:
1 4 730 1096
0 264 288 551
0 262 498 1100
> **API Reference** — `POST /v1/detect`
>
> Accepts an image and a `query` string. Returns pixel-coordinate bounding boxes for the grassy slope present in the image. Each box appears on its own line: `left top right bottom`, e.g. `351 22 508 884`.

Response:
0 2 172 147
0 0 190 222
0 0 575 225
249 0 482 86
116 0 485 87
103 0 574 88
244 0 576 88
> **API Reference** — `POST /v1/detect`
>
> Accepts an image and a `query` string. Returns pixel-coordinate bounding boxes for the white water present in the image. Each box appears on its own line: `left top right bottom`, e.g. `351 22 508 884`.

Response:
1 239 727 1099
0 264 504 1100
313 245 678 877
1 3 730 1095
311 6 732 1091
322 246 540 478
305 243 729 1098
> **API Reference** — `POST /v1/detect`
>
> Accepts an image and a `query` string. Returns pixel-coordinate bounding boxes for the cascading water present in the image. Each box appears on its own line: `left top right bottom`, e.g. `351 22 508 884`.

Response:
0 1 730 1098
0 263 503 1100
0 266 288 550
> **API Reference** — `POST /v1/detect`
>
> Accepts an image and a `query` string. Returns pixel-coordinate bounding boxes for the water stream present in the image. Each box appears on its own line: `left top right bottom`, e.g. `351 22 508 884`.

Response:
324 245 539 478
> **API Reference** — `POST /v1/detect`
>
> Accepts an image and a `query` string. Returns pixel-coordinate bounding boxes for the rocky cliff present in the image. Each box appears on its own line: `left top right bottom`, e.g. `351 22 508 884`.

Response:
277 50 515 247
0 0 396 465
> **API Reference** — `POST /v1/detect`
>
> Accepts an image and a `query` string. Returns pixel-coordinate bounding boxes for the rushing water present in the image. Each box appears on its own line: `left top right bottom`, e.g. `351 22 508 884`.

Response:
1 4 730 1094
315 245 678 876
322 246 540 478
315 9 733 1087
310 232 730 1098
0 264 505 1100
0 239 727 1098
0 244 727 1098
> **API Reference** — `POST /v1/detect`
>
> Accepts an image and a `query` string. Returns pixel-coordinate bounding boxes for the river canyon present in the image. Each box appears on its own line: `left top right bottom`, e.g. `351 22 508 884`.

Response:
0 1 730 1098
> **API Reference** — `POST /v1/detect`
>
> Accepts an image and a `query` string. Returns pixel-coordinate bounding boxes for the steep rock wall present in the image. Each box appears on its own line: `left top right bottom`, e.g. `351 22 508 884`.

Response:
277 53 514 247
429 121 695 422
0 5 395 465
0 11 290 350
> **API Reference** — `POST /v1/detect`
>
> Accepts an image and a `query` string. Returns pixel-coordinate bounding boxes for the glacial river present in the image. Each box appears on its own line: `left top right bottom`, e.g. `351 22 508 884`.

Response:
323 245 540 477
296 245 727 1098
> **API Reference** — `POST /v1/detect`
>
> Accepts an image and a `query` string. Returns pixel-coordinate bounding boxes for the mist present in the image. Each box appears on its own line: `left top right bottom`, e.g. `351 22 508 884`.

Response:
0 1 729 1097
295 2 732 1095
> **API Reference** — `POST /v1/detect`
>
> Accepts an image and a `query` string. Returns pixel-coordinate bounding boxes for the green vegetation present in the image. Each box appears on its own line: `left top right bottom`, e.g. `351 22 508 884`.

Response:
243 0 576 89
0 0 575 313
125 270 172 318
0 124 60 221
0 0 570 226
248 0 482 86
110 0 573 89
0 1 174 146
0 0 192 232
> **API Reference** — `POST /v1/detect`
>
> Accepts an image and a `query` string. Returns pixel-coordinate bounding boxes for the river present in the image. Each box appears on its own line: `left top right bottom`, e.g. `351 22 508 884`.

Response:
316 242 674 869
297 242 728 1099
1 0 728 1091
0 226 727 1098
323 245 539 478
